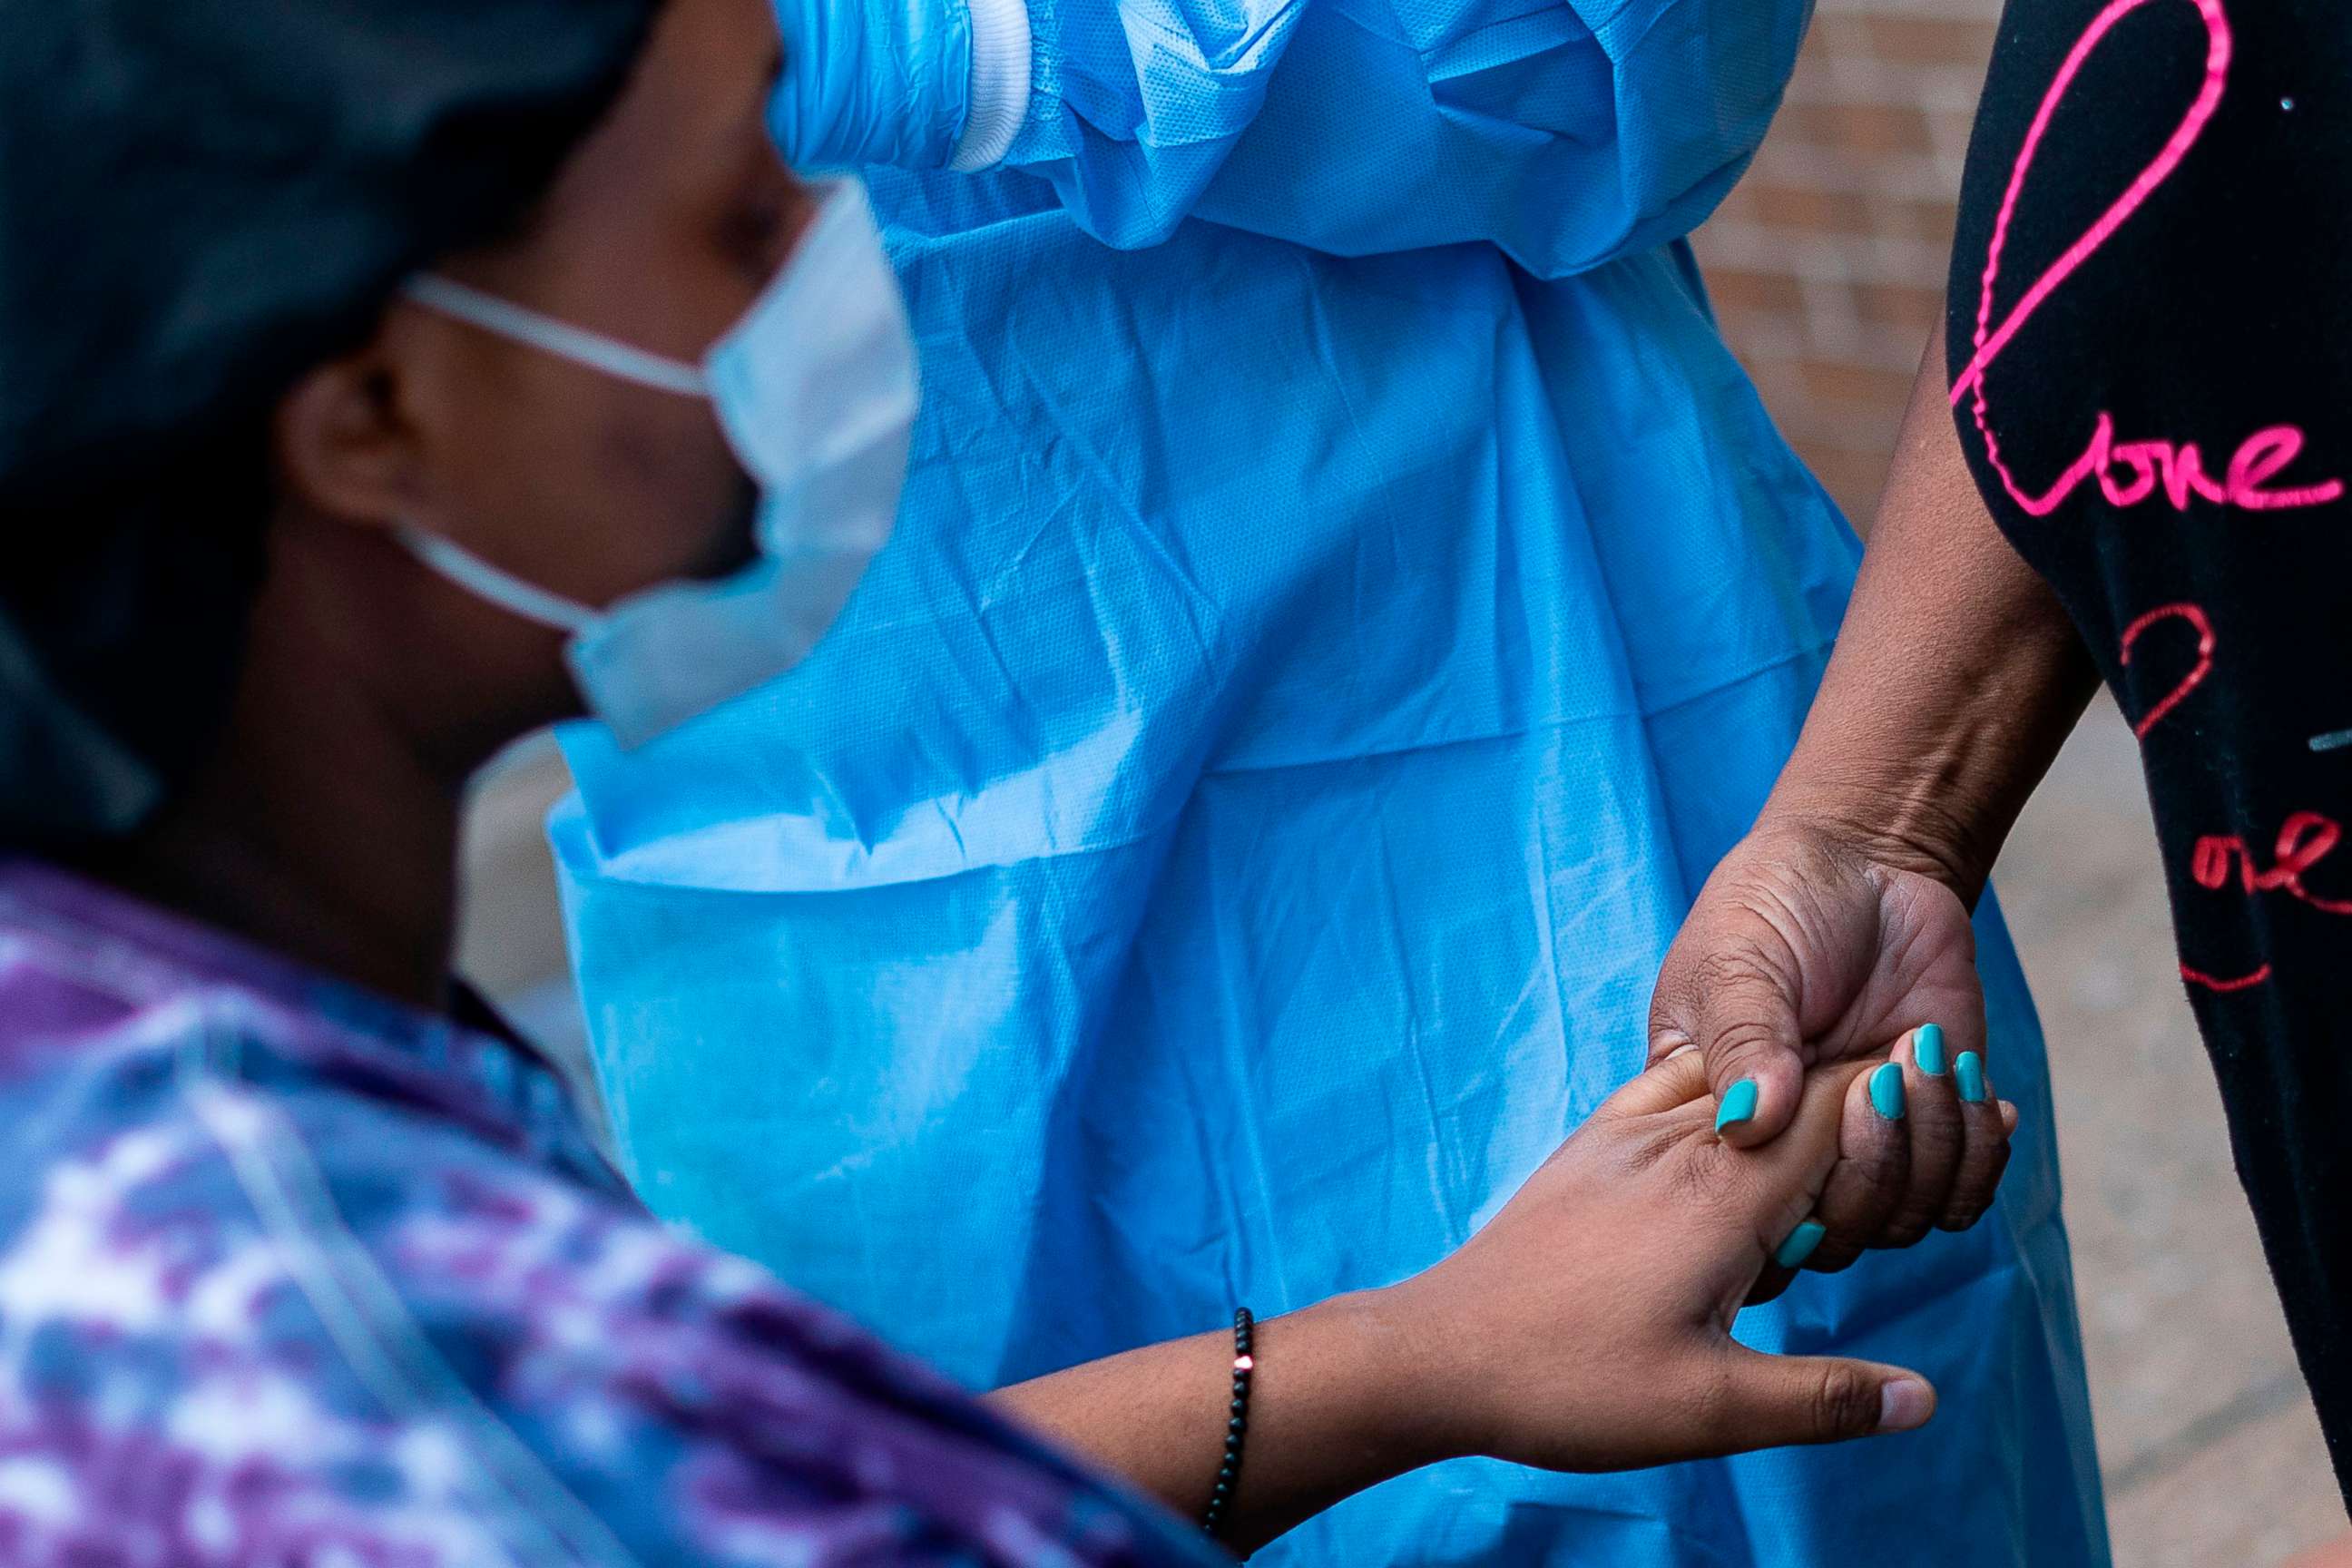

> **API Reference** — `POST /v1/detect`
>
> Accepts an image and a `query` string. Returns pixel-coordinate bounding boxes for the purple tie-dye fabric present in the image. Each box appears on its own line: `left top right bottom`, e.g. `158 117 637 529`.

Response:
0 859 1220 1568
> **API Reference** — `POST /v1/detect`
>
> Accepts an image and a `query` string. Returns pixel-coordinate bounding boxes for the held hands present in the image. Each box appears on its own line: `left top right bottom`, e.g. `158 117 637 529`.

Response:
999 818 2022 1526
1374 1046 1977 1474
1646 818 2018 1271
992 1012 2008 1546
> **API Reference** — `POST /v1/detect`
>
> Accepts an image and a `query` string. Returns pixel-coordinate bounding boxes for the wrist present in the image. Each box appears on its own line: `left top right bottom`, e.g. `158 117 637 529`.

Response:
1755 383 2101 903
1756 647 2096 906
1755 787 1995 906
1336 1280 1498 1470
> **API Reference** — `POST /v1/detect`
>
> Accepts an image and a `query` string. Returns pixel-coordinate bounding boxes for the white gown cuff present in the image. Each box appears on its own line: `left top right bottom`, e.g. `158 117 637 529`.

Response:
947 0 1032 171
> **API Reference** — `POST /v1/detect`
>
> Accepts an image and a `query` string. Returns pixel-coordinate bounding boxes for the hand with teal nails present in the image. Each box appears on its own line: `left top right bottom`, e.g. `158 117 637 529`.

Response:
1385 1046 1943 1475
1650 822 2022 1268
1955 1050 1987 1103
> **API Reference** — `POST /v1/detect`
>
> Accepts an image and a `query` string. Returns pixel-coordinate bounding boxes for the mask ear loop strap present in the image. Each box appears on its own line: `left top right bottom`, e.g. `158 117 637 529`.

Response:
397 527 602 635
400 276 710 398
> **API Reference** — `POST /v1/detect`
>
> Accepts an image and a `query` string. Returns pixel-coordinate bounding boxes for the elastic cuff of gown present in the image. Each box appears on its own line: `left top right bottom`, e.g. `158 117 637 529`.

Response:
947 0 1030 170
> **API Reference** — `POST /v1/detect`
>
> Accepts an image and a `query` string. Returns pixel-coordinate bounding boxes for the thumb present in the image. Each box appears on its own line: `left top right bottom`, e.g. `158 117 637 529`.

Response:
1649 931 1808 1149
1700 1344 1936 1453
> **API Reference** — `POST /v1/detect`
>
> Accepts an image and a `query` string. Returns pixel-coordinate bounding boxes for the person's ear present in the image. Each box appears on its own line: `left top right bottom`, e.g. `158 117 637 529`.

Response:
270 309 437 536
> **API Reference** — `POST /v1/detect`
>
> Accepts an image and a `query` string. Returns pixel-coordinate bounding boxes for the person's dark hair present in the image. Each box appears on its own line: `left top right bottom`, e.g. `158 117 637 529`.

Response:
0 0 665 844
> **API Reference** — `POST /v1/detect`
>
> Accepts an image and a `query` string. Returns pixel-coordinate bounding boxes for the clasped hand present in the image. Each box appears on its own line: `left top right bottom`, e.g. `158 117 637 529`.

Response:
1648 818 2017 1277
1381 817 2019 1476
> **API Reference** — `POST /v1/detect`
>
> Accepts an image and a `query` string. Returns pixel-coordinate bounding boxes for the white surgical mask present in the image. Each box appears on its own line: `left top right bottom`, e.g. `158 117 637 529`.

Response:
397 181 916 747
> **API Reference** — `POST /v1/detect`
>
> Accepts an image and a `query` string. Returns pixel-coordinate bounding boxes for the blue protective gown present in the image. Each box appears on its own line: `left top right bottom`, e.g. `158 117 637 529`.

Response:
551 0 2112 1559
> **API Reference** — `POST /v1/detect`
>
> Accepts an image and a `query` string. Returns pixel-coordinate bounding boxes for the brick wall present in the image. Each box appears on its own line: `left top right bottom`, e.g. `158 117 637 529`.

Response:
1691 0 2004 525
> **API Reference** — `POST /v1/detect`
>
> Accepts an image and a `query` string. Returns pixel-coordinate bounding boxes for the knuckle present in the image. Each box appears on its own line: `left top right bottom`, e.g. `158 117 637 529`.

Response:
1876 1212 1936 1250
1689 944 1788 1007
1650 934 1725 1024
1812 1364 1882 1439
1935 1187 1994 1231
1686 1357 1739 1443
1646 979 1693 1044
1809 1192 1860 1238
1905 1119 1965 1172
1841 1134 1904 1193
1810 1200 1884 1255
1664 1143 1749 1222
1613 1122 1690 1181
1709 1022 1789 1067
1938 1153 2013 1233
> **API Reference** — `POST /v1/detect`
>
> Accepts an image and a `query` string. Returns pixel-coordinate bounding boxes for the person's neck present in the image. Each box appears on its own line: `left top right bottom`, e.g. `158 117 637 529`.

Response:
99 537 518 1011
115 678 470 1011
82 509 581 1012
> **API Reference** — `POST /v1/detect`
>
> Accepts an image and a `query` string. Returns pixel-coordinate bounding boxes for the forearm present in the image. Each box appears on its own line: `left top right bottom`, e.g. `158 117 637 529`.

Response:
986 1291 1454 1558
1763 324 2100 903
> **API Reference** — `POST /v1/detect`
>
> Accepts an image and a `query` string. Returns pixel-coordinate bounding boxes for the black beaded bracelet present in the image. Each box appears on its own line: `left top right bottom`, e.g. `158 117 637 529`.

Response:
1200 1308 1254 1539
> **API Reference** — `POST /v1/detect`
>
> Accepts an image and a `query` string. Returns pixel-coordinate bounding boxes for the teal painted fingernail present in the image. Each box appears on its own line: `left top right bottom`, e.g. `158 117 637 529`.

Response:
1913 1023 1947 1075
1715 1078 1759 1132
1774 1220 1827 1269
1868 1061 1906 1120
1955 1051 1987 1103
